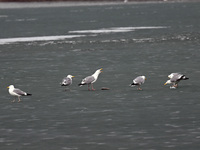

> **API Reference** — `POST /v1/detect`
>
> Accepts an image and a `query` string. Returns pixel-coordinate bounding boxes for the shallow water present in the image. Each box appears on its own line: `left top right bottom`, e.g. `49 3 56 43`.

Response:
0 2 200 150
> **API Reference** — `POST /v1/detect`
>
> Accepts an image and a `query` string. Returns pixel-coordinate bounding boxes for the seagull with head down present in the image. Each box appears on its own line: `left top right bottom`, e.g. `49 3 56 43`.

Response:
130 75 146 90
78 68 103 91
61 75 74 90
7 85 32 102
164 73 189 88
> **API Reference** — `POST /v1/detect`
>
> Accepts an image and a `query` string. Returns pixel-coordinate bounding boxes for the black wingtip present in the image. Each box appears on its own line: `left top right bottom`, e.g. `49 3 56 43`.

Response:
182 76 189 80
27 93 32 96
130 83 135 86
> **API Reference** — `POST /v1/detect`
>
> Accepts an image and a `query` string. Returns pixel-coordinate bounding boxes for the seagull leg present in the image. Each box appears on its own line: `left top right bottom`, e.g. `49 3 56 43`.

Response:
91 84 95 91
18 97 21 103
137 85 142 90
88 84 91 91
11 97 16 103
170 83 177 89
174 84 178 88
172 83 178 88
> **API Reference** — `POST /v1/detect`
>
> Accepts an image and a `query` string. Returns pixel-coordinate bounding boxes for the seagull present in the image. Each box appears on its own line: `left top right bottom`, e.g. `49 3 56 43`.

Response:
130 76 146 90
61 75 74 90
78 68 103 91
7 85 32 102
164 73 189 88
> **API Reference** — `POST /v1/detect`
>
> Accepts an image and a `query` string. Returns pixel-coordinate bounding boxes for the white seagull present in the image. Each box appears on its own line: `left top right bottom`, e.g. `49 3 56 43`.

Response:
130 76 146 90
164 73 189 88
61 75 74 90
78 68 103 91
7 85 32 102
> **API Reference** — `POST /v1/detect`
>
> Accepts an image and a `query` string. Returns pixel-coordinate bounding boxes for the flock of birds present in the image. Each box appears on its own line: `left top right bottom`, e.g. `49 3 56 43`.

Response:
7 68 189 102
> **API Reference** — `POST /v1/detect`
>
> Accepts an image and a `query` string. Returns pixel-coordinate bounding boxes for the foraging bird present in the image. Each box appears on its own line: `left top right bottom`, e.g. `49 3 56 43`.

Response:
7 85 32 102
78 68 103 91
164 73 189 88
130 76 146 90
61 75 74 90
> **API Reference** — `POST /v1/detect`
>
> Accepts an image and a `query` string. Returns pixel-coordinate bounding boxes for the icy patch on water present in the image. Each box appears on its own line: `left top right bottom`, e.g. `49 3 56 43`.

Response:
15 18 37 22
0 35 86 45
69 26 168 34
0 2 122 9
0 26 168 45
69 29 132 34
0 15 8 18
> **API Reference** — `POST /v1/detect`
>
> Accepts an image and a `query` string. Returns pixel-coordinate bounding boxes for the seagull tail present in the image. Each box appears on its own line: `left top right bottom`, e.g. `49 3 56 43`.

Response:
25 93 32 96
78 83 84 87
129 83 136 87
182 76 189 80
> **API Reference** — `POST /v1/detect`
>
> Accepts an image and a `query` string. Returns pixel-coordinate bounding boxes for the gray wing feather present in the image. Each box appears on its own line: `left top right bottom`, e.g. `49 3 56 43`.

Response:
170 73 182 79
13 88 26 96
62 77 72 86
83 76 95 84
171 73 179 77
134 76 144 85
170 74 182 82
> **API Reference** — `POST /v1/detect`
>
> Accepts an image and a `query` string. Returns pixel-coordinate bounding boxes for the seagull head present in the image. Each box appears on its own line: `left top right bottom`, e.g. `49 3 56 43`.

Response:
96 68 103 74
67 75 75 79
164 80 171 85
7 85 14 89
142 76 146 80
99 68 103 73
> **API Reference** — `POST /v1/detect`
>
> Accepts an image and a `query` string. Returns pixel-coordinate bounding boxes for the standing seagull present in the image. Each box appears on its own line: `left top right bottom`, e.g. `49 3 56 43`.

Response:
7 85 32 102
164 73 189 88
61 75 74 90
130 76 146 90
78 68 103 91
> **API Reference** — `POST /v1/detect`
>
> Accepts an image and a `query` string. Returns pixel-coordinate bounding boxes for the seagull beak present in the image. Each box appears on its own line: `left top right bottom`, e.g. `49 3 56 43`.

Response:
145 78 147 80
100 68 103 72
7 86 10 88
72 76 75 78
164 82 167 85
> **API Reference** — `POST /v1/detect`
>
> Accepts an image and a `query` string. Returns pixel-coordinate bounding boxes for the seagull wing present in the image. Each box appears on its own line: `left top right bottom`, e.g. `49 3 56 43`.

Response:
62 77 72 86
82 76 95 84
13 88 27 96
134 76 144 85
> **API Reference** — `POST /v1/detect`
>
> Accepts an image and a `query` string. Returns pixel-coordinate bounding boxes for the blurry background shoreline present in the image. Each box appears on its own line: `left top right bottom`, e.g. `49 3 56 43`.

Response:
0 0 200 9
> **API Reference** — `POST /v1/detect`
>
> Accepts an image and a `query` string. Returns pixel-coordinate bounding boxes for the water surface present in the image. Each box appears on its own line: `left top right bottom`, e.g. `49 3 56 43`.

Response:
0 2 200 150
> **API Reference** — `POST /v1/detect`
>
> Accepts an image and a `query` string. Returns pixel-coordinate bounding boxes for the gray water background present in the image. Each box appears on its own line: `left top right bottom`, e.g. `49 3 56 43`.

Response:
0 1 200 150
